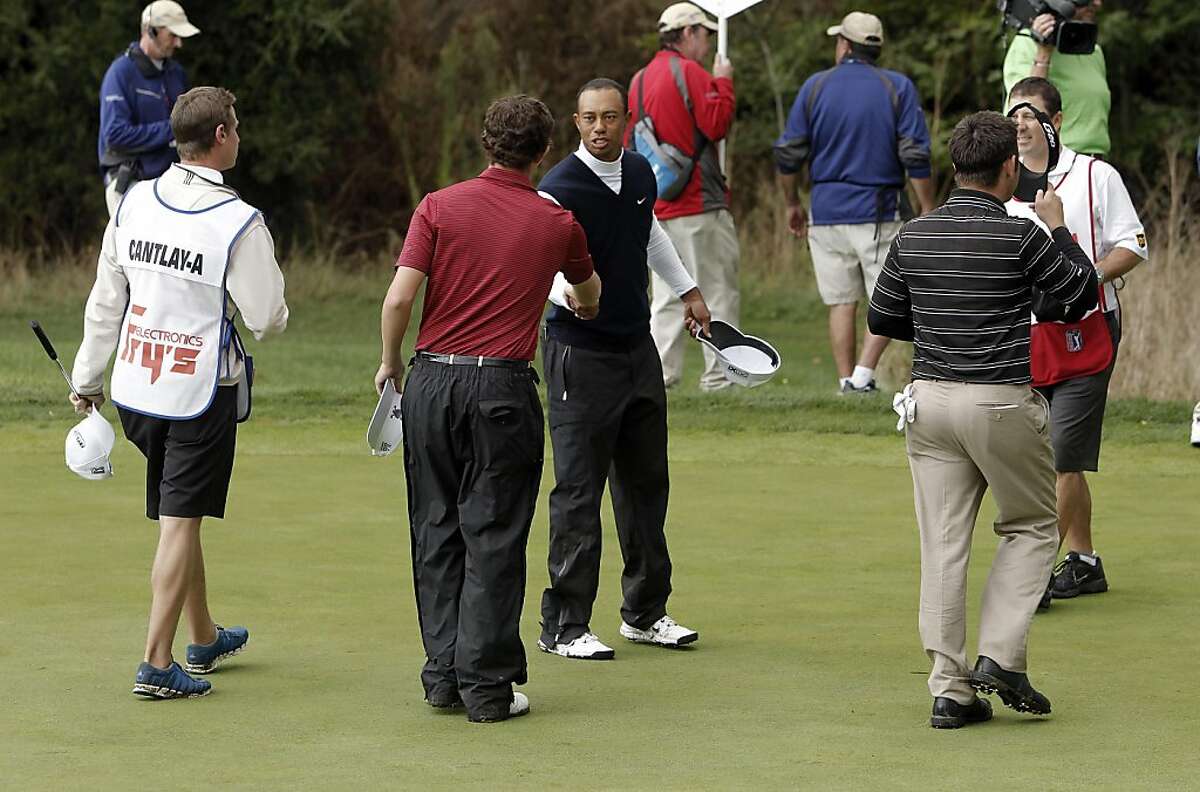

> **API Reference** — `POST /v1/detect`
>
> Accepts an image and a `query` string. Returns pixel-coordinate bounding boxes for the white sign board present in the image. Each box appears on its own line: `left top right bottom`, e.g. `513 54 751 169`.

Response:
689 0 768 171
690 0 766 18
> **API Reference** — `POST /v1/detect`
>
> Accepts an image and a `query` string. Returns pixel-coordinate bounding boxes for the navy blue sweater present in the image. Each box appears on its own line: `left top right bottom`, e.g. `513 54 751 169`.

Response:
539 152 657 350
97 43 189 181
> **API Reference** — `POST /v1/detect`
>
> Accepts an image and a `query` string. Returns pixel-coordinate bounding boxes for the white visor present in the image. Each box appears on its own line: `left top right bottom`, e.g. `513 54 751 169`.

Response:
65 409 115 480
367 379 404 457
693 320 782 387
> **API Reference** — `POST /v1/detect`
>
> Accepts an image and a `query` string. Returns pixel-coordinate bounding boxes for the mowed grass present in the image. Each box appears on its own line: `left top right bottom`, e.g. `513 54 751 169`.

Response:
1 282 1198 789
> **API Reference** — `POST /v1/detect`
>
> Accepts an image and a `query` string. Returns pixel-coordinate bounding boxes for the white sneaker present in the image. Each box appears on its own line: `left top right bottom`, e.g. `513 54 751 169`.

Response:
1191 402 1200 447
619 615 698 647
538 631 615 660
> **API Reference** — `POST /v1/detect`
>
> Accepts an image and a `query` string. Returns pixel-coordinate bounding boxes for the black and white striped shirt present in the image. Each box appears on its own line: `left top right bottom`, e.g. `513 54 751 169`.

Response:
868 189 1097 384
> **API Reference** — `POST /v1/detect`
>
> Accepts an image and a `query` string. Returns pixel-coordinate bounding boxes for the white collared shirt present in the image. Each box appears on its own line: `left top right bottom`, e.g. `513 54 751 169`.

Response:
73 163 289 394
1007 145 1148 314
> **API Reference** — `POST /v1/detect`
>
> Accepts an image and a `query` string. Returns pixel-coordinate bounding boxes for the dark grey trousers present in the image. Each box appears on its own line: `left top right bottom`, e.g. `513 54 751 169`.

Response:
540 333 672 647
401 358 543 720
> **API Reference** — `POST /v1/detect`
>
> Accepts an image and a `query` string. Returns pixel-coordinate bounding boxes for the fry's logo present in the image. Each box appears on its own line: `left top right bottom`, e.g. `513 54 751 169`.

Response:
120 304 203 384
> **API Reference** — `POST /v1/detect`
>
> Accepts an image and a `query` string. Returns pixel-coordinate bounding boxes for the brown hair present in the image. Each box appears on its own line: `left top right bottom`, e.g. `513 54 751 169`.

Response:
949 111 1018 188
1009 77 1063 117
480 94 554 169
659 24 700 49
171 87 237 160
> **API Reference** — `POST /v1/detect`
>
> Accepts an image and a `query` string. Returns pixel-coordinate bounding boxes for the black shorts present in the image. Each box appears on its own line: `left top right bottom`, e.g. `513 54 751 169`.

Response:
118 386 238 520
1035 313 1121 473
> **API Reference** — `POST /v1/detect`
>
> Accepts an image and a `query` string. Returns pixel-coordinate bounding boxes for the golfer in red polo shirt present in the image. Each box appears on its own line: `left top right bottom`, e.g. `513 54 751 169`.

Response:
375 94 600 724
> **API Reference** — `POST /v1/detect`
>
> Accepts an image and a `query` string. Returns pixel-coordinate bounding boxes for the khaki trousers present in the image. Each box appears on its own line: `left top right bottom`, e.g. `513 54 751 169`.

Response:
651 209 740 390
905 379 1058 704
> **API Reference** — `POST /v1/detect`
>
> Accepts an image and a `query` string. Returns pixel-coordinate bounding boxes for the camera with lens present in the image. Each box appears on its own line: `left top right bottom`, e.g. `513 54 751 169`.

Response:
998 0 1097 55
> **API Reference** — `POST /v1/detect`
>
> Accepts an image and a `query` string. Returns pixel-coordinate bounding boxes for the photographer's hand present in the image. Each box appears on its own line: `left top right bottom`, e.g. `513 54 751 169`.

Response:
1030 14 1056 74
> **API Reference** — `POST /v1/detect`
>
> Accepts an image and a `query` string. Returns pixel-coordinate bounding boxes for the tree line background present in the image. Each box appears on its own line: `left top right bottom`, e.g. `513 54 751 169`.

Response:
2 0 1197 254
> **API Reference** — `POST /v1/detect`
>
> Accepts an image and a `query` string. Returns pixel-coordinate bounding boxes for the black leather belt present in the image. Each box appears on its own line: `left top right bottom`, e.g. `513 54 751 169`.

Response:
416 351 529 369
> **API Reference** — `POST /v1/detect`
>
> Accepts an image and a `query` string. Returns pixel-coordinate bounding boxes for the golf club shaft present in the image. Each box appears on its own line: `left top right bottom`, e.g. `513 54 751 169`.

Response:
30 320 81 399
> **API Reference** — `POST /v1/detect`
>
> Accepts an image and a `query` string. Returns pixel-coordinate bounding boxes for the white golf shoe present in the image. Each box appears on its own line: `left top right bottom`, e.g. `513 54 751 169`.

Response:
509 691 530 718
538 631 615 660
619 615 698 647
1191 402 1200 447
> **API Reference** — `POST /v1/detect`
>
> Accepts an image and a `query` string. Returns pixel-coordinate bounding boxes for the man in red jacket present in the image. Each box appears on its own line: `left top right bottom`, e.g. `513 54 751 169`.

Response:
627 2 737 391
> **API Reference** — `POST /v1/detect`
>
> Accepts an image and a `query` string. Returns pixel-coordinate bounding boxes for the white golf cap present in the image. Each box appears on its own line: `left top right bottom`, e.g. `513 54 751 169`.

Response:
142 1 201 37
827 11 884 46
367 379 404 457
658 2 719 33
65 409 115 480
693 320 782 388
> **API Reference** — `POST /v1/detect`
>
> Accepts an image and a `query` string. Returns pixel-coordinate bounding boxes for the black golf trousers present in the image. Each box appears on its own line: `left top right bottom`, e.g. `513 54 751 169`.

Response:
540 333 672 647
401 357 543 720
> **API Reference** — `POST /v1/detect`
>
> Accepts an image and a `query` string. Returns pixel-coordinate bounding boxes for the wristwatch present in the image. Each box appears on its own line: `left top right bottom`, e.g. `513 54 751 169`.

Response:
1094 264 1105 284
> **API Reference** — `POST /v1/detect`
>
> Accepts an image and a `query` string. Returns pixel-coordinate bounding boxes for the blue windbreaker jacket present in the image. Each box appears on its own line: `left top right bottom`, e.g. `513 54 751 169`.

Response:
97 43 189 181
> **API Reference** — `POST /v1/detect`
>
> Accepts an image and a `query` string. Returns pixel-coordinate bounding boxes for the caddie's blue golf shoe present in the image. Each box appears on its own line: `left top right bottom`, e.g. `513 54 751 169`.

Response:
185 625 249 674
132 662 211 699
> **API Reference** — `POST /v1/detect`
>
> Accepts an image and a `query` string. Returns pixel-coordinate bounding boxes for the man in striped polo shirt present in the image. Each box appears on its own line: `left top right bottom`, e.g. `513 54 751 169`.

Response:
868 112 1097 729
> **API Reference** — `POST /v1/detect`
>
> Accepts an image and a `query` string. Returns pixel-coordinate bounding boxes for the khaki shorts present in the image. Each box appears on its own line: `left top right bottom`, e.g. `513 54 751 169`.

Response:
807 221 902 305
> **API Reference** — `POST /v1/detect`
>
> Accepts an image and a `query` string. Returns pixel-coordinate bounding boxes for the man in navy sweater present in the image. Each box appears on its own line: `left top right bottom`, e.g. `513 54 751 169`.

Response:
98 2 199 216
536 78 709 660
775 11 934 394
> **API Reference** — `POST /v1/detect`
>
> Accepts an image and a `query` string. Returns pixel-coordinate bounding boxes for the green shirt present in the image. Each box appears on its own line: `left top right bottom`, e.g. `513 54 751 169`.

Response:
1004 33 1111 157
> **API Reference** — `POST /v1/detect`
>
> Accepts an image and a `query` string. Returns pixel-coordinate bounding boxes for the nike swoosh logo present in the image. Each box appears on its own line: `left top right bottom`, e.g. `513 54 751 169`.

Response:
638 197 649 205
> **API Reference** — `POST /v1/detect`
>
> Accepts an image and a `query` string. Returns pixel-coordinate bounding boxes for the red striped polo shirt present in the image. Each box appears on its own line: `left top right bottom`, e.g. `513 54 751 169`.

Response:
396 167 594 360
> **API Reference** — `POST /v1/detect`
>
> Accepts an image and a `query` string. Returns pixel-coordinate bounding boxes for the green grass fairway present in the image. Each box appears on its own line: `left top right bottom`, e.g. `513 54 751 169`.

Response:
2 286 1197 789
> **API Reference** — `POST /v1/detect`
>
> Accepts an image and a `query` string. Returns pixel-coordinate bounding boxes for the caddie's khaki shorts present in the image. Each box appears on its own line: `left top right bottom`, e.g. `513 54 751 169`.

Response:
807 221 902 305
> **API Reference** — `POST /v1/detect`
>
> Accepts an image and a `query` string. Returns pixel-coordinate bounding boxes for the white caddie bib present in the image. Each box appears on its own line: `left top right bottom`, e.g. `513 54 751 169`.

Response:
111 179 259 419
1007 151 1113 319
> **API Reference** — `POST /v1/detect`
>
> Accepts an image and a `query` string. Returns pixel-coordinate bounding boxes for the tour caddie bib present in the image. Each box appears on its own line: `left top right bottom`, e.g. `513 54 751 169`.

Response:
110 179 260 419
1007 154 1115 386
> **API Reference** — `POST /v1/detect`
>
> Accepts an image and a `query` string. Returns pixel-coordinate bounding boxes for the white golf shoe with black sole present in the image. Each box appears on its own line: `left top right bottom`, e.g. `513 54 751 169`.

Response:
619 615 698 647
538 631 615 660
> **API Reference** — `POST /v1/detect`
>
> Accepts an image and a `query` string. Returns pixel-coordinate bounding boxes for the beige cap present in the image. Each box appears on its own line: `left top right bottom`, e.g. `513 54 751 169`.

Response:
142 1 200 37
658 2 719 34
826 11 883 46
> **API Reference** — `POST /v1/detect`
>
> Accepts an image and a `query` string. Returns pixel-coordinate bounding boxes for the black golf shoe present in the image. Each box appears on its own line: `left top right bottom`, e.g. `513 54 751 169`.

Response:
930 696 993 729
1037 579 1052 612
969 656 1051 715
1050 552 1109 599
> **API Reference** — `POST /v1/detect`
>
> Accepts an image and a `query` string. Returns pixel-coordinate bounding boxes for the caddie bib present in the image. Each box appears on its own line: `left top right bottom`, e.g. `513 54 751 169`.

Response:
1007 154 1114 386
110 178 260 419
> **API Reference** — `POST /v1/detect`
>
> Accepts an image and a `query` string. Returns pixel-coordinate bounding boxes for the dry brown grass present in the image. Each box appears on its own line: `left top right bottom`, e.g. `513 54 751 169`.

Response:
736 149 1199 401
0 244 395 312
1108 151 1200 402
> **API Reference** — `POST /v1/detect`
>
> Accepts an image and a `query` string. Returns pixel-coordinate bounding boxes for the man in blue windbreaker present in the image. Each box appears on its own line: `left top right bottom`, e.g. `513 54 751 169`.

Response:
98 2 200 215
775 11 934 395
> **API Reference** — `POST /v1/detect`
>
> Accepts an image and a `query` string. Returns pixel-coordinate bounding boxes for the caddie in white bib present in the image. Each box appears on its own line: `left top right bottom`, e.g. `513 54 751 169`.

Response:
111 179 260 419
